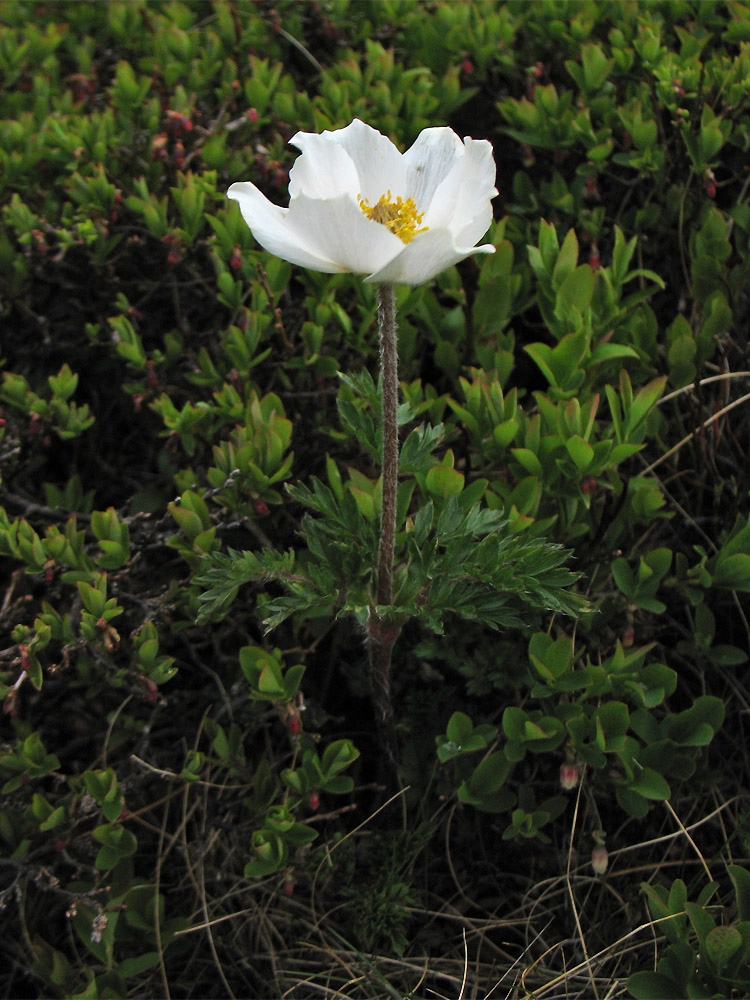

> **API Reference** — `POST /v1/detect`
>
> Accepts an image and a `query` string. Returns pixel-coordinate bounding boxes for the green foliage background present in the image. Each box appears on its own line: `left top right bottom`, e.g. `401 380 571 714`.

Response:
1 1 750 997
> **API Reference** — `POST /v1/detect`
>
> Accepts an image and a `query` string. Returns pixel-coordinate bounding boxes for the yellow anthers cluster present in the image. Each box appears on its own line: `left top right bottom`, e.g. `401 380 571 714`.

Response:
358 190 428 244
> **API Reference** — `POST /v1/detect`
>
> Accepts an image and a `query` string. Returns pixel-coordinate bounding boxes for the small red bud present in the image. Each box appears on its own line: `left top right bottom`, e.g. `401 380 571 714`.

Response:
248 107 258 125
622 625 634 648
588 248 600 271
591 844 609 875
584 175 598 198
287 714 301 735
282 878 294 897
460 58 474 75
581 476 597 494
560 762 579 790
55 837 67 852
119 807 129 821
534 61 543 78
309 791 320 811
31 228 47 255
167 249 180 266
152 133 168 161
254 500 269 517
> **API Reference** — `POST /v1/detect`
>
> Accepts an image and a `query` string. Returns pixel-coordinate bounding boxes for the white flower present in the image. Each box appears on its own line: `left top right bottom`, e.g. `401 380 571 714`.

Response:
228 118 497 285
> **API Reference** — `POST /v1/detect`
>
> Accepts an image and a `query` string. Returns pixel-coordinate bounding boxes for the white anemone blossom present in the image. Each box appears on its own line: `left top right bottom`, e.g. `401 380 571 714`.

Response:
228 118 497 285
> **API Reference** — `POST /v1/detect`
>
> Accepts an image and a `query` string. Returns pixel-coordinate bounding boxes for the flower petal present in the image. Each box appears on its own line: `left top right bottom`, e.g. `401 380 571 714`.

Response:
450 138 498 248
423 137 497 241
288 131 361 201
322 118 405 203
365 227 494 286
228 181 403 275
228 181 337 271
402 127 464 211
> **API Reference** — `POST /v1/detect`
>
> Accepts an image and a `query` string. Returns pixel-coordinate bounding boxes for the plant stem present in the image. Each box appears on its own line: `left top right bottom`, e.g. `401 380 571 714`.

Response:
377 284 398 605
370 283 400 776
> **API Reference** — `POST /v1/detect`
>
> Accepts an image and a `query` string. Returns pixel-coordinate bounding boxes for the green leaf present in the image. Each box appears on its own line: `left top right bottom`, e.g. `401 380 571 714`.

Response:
729 866 750 921
555 265 594 319
511 447 544 478
467 750 510 796
117 952 161 979
565 435 594 471
590 343 639 364
425 463 464 500
628 971 685 1000
612 557 634 595
580 42 614 90
628 767 671 800
446 711 474 746
627 376 667 435
594 701 629 750
684 900 715 948
705 924 742 970
712 553 750 591
616 786 649 817
552 228 579 287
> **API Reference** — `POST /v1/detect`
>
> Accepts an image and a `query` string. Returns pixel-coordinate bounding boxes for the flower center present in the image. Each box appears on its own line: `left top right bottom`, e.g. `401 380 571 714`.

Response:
358 190 428 244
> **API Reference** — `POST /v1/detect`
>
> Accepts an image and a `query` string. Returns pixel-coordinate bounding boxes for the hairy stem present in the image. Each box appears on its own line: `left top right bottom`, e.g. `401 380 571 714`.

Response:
377 283 398 606
369 283 400 777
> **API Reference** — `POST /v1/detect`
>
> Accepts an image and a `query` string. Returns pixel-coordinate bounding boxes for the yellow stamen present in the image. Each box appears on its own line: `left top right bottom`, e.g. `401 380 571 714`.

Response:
358 190 428 244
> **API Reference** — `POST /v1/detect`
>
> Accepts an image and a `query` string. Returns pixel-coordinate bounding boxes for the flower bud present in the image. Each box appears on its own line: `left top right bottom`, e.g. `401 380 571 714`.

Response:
560 762 579 790
591 844 609 875
287 713 301 735
581 476 597 495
